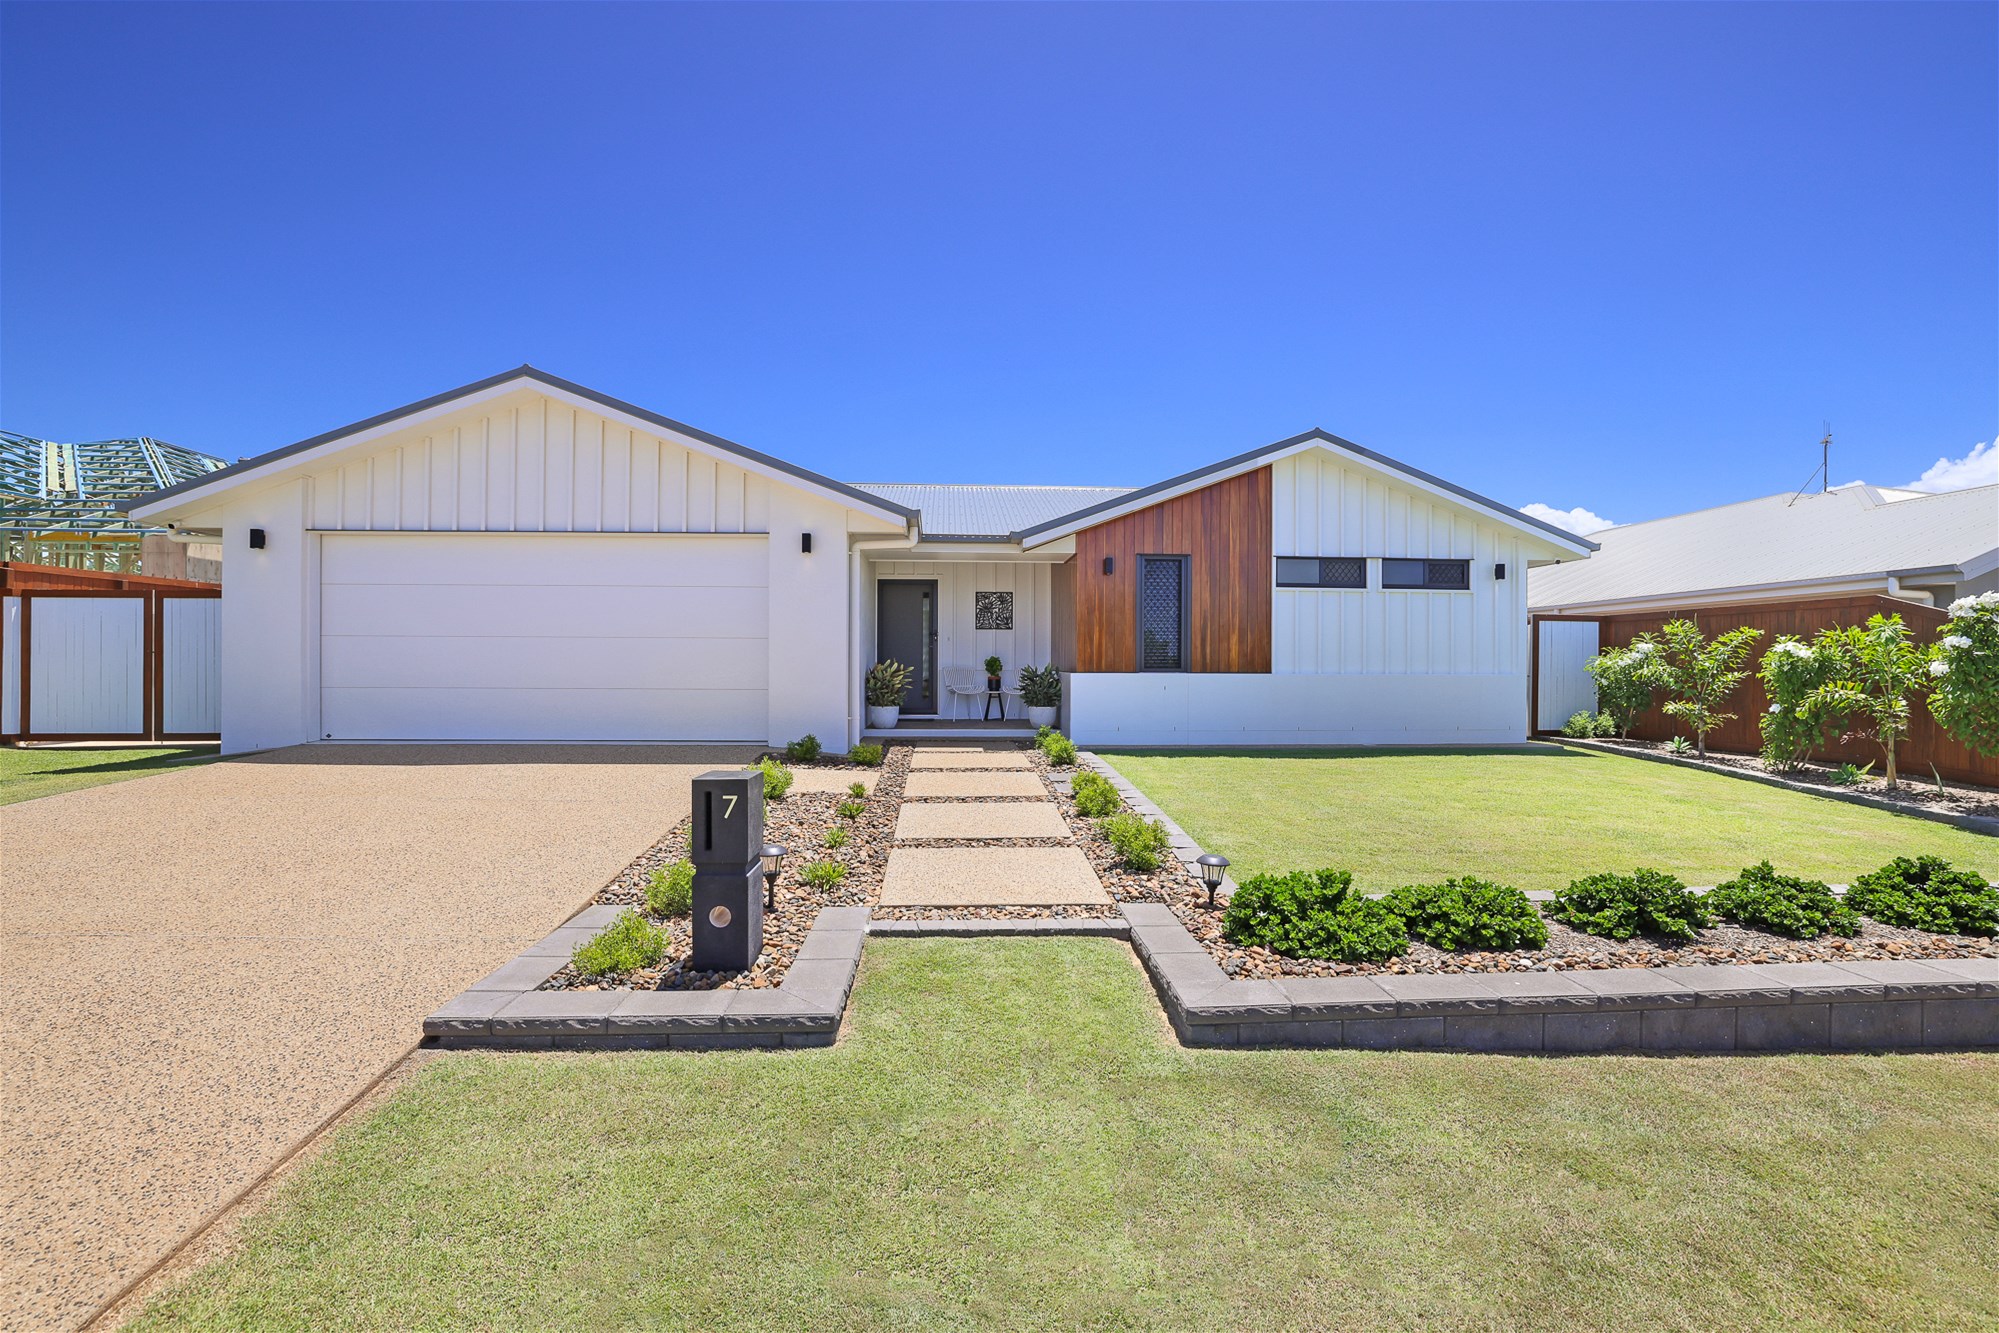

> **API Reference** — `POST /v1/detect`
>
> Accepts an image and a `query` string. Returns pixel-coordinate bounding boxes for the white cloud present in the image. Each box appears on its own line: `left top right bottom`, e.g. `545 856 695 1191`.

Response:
1906 440 1998 493
1520 502 1615 536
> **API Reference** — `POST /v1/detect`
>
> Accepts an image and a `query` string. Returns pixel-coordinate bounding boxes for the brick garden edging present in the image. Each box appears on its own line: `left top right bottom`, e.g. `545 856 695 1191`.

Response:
1123 903 1999 1052
423 905 868 1050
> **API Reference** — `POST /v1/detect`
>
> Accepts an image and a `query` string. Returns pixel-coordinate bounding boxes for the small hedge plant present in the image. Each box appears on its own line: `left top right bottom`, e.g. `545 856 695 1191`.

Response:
1100 812 1170 871
1070 770 1122 818
823 826 848 849
800 860 848 888
571 909 667 979
1383 877 1548 951
756 756 793 801
1546 868 1710 942
836 799 865 820
783 734 822 764
1038 729 1077 766
1560 710 1617 739
1222 868 1408 963
1845 856 1998 936
847 743 885 768
1705 862 1858 939
645 858 694 917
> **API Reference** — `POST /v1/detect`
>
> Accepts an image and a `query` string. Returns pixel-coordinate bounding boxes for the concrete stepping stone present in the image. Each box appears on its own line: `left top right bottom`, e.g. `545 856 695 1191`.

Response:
879 846 1111 906
903 770 1046 799
895 802 1070 841
909 751 1031 770
789 769 880 794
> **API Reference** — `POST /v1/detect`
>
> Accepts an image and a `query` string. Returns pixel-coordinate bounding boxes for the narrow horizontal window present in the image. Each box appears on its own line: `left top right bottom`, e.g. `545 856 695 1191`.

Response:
1381 558 1471 590
1275 556 1366 589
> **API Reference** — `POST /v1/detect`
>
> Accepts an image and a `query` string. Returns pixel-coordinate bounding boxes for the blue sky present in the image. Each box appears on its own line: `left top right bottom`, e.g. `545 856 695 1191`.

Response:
3 2 1993 530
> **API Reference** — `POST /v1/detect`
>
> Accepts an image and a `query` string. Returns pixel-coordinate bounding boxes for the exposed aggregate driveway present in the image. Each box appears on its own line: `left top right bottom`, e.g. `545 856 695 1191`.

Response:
1 743 757 1332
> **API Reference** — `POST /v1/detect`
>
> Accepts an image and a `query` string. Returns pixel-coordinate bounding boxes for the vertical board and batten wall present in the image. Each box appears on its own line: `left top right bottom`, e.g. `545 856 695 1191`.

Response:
1534 619 1600 731
159 596 223 736
864 560 1058 712
24 596 147 737
1 597 16 735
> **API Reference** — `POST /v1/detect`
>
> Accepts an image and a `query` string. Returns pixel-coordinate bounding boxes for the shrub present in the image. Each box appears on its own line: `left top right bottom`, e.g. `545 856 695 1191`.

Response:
1221 868 1409 963
847 743 885 768
836 799 865 820
783 734 822 764
756 756 793 801
1845 856 1998 936
1664 736 1694 756
571 909 667 979
645 858 694 917
866 660 914 707
1546 868 1710 942
800 860 848 888
1648 620 1763 759
1585 642 1659 738
1801 614 1928 787
823 827 848 849
1070 769 1122 818
1036 724 1054 740
1099 812 1170 871
1830 761 1873 787
1560 710 1615 739
1040 732 1077 766
1383 877 1548 951
1018 664 1062 709
1929 591 1999 756
1706 862 1858 939
1758 637 1842 770
848 780 867 797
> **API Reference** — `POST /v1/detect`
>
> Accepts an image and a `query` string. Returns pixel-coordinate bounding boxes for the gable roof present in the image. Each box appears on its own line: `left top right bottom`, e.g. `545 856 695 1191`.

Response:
847 483 1132 539
1008 428 1599 553
1528 483 1999 612
121 366 917 525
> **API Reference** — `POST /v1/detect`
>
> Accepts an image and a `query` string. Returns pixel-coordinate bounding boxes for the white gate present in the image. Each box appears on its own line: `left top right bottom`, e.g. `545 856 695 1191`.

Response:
1534 618 1600 732
4 589 222 741
161 596 222 736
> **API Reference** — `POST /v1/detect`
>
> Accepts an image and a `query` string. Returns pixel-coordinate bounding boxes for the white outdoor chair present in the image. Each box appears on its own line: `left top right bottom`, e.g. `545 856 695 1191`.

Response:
943 667 990 721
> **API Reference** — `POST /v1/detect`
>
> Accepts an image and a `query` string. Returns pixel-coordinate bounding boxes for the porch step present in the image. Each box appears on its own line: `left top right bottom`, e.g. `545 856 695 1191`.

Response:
864 726 1036 741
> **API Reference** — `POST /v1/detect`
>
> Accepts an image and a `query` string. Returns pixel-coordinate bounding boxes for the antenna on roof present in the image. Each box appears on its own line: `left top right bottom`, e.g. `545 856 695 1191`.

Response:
1786 423 1832 505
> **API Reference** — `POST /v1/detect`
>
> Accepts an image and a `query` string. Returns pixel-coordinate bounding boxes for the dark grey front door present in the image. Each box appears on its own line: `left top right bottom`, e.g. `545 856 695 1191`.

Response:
875 580 938 714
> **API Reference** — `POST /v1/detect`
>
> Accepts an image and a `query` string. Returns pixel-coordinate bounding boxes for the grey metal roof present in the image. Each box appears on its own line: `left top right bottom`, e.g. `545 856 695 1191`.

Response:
848 483 1133 538
1528 483 1999 611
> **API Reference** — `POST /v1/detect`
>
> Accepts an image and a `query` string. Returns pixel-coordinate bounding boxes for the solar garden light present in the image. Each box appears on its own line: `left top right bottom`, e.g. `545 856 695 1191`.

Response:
761 843 787 910
1196 853 1229 909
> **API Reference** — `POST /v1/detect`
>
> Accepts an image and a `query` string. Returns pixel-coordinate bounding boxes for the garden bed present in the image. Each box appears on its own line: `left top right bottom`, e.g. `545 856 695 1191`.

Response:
537 745 908 991
1574 736 1999 820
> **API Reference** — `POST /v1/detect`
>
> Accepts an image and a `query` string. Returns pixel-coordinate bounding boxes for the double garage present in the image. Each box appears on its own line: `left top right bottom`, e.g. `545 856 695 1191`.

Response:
316 532 770 742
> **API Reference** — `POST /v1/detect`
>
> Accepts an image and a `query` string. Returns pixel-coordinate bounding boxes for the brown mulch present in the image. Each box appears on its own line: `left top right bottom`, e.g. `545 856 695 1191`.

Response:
538 745 911 991
1581 738 1999 820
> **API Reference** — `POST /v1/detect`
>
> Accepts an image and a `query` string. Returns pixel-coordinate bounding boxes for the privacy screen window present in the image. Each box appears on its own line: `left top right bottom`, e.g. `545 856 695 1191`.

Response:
1381 558 1471 590
1138 555 1188 671
1275 556 1366 589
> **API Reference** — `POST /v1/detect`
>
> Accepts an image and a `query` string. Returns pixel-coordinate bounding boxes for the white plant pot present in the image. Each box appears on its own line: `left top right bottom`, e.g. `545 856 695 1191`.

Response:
866 704 901 730
1026 705 1059 729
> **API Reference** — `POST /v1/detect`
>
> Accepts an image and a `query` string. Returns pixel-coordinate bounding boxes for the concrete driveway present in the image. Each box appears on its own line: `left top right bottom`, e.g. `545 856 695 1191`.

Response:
1 743 758 1332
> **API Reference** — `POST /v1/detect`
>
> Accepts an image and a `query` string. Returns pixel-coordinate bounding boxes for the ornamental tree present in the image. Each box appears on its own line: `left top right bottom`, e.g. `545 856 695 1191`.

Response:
1756 635 1847 770
1801 614 1928 787
1650 620 1762 758
1584 641 1658 739
1927 590 1999 755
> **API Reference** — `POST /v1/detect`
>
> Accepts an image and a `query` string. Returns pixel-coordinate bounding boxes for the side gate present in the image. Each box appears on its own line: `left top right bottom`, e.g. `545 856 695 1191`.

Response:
2 587 221 743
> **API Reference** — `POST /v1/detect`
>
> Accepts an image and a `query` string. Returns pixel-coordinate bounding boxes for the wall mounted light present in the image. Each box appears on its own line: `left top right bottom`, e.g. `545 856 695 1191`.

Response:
249 528 267 550
801 532 813 554
1493 563 1506 580
1102 556 1114 576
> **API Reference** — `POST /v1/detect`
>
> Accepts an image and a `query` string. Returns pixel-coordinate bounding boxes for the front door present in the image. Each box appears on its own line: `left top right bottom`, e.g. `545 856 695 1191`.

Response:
875 579 938 714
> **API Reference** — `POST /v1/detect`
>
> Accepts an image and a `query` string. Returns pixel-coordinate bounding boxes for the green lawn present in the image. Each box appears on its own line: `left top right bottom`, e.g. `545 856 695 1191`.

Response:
136 939 1996 1333
0 744 218 806
1102 744 1995 891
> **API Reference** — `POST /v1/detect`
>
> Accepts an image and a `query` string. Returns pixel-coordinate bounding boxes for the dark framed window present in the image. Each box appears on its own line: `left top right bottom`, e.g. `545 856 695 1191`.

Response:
1275 556 1366 589
1381 558 1471 590
1137 555 1189 671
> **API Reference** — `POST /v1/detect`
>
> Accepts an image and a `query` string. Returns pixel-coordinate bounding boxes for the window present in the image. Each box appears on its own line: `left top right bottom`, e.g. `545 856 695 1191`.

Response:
1275 556 1366 589
1137 555 1188 671
1381 558 1471 590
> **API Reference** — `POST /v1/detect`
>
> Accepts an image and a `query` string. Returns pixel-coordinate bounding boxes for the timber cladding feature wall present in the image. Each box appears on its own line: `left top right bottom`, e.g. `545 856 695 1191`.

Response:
1073 467 1272 673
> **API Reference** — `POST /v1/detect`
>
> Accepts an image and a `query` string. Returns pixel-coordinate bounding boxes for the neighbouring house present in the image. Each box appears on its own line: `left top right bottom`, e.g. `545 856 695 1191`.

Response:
1 430 227 578
120 366 1595 754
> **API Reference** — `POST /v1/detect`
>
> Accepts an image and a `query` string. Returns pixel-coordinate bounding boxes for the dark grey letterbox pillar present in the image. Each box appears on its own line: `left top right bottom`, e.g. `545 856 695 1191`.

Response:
689 769 765 972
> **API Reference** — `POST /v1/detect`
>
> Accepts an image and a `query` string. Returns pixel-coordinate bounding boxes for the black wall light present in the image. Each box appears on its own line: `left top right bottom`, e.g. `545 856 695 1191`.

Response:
1493 562 1506 580
1102 556 1114 575
249 528 267 550
801 532 813 554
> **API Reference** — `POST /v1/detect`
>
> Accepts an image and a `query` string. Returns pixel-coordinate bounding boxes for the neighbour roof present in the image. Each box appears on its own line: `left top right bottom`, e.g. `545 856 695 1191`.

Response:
847 483 1133 538
1528 483 1999 611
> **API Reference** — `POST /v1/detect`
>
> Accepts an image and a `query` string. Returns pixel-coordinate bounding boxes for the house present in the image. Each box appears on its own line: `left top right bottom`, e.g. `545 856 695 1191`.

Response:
122 367 1596 753
1529 482 1999 616
2 430 227 579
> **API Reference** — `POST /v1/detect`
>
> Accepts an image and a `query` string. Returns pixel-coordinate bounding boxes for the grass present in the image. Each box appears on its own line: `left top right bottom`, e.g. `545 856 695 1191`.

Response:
1102 744 1996 891
134 939 1997 1333
0 744 218 806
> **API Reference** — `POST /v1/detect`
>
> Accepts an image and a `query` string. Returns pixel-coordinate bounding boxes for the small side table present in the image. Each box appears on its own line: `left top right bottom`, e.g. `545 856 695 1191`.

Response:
982 688 1008 721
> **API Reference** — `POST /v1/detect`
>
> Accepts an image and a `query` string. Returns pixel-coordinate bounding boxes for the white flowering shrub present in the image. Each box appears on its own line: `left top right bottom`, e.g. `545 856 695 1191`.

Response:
1584 641 1659 738
1800 613 1928 787
1757 635 1847 770
1928 591 1999 755
1651 620 1762 758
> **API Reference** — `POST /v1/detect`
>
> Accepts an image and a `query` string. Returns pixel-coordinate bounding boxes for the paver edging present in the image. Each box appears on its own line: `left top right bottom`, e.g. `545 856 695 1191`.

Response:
423 904 869 1051
866 918 1131 939
1119 905 1999 1053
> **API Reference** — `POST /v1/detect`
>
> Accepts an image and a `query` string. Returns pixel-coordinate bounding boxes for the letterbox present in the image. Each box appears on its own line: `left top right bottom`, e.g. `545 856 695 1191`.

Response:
689 769 765 972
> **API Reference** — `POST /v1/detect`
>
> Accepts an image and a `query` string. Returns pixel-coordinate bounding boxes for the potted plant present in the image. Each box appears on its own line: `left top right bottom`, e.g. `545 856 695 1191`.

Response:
984 655 1004 691
1018 664 1061 729
865 659 914 730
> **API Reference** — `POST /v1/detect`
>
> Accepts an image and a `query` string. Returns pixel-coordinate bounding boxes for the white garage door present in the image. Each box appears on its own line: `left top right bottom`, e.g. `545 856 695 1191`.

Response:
319 533 768 741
